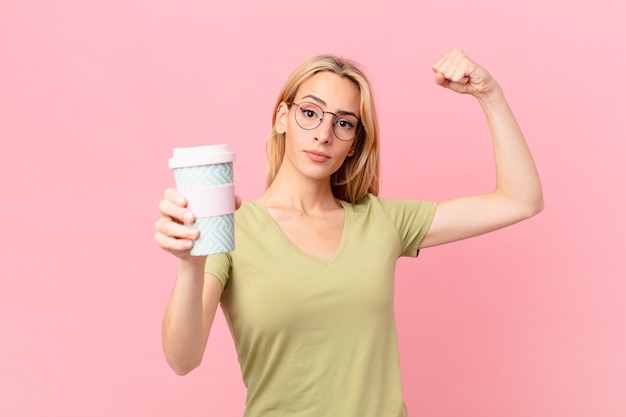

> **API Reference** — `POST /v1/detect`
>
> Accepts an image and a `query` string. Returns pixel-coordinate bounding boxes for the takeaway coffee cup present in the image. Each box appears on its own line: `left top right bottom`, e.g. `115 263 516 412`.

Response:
168 145 235 255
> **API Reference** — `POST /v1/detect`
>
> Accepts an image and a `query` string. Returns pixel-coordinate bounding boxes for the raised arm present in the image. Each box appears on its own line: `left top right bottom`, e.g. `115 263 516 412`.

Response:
420 49 543 249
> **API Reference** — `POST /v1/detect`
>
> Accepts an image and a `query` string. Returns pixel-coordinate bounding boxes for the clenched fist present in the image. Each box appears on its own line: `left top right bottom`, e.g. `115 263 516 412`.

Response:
432 48 499 97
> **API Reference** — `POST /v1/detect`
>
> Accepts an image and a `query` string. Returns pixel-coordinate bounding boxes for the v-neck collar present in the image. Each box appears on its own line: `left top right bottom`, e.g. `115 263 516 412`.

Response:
248 200 351 266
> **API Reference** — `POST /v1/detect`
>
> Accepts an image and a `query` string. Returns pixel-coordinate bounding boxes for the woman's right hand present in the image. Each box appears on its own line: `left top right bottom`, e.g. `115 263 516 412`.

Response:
154 188 202 262
154 188 242 262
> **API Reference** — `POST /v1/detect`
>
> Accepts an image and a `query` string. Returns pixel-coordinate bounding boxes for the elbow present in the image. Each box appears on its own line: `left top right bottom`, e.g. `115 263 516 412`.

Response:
531 189 545 216
171 366 196 376
164 351 202 376
520 193 545 220
168 359 201 376
534 198 545 216
504 182 544 220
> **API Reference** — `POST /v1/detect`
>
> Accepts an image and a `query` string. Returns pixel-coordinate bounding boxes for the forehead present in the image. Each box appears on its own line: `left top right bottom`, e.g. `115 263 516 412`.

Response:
296 72 361 113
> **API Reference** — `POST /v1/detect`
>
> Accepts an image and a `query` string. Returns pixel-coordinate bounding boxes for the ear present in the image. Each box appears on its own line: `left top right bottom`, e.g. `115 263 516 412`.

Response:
275 102 289 134
347 143 356 157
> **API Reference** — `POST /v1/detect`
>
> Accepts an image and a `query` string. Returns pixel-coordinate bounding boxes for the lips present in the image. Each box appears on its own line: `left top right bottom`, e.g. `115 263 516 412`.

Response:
304 150 331 162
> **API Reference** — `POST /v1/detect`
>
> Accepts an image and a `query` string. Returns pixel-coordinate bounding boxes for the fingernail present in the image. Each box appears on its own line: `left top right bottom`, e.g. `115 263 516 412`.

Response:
183 211 194 223
188 228 199 239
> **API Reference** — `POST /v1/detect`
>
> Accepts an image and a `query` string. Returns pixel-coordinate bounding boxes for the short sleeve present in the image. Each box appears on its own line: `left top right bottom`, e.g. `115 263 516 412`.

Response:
204 252 232 288
374 196 438 257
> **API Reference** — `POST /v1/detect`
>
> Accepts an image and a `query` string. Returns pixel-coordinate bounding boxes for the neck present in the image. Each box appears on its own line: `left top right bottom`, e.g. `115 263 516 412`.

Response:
257 167 340 214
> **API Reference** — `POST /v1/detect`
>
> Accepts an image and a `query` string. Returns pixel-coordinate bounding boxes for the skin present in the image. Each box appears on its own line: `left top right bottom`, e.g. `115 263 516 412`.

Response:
255 71 361 260
154 48 544 375
422 49 543 247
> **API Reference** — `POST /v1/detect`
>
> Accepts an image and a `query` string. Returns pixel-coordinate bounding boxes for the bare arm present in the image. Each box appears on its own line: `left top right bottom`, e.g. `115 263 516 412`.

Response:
155 189 225 375
161 263 223 375
420 49 544 249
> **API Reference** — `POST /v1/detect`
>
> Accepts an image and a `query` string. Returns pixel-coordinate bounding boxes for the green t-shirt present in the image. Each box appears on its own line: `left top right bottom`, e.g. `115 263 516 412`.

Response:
205 194 437 417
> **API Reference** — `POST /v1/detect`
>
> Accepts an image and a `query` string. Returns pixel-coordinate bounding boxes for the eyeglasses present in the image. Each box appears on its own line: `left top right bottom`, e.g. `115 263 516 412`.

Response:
290 101 360 141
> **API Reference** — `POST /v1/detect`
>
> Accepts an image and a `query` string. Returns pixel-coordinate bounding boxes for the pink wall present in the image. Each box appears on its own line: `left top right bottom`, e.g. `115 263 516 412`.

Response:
1 1 624 416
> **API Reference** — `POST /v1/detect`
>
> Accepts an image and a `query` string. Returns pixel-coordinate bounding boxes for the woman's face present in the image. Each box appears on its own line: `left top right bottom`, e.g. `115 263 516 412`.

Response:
275 71 361 183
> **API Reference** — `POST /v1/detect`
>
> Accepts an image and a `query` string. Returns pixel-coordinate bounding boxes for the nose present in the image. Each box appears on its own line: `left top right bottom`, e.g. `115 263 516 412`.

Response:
315 113 335 143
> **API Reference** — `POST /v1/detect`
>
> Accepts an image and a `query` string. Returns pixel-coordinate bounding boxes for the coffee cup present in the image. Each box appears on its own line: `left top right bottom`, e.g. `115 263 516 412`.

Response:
168 145 235 255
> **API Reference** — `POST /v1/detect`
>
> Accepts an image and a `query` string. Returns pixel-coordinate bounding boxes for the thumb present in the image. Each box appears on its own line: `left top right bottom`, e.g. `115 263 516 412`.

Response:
434 71 472 94
433 72 451 88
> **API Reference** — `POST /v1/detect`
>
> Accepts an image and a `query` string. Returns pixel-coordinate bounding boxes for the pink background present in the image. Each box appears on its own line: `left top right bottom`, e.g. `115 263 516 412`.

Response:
1 0 624 416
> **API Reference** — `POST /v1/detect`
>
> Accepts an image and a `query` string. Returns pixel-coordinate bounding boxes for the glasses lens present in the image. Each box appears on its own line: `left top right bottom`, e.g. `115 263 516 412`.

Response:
293 102 359 141
294 102 323 130
332 114 359 141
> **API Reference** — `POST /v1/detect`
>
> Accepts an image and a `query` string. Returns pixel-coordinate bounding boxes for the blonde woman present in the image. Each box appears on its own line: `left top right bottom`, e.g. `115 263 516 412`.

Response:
155 49 543 416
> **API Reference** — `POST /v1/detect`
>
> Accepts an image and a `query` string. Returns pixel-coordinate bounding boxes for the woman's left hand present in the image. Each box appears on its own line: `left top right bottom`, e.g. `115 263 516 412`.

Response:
432 48 498 97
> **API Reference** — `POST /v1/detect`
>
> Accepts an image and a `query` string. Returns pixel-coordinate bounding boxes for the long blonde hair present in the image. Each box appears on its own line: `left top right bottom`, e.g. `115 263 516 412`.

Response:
265 55 380 203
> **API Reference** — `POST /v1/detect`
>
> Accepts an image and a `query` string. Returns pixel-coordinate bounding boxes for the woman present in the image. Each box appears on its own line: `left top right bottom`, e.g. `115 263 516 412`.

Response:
154 49 543 416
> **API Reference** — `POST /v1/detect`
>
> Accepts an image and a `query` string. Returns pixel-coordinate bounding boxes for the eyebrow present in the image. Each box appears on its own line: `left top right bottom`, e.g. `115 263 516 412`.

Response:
300 94 359 119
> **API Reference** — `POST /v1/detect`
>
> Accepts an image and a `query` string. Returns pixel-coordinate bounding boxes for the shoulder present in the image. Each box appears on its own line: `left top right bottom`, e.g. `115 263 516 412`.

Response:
340 194 435 227
344 193 384 211
234 201 266 222
346 194 437 216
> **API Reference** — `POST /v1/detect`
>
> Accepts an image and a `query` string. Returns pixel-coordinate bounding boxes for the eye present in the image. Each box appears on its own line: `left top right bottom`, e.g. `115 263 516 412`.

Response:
336 118 356 131
299 104 320 120
303 109 317 119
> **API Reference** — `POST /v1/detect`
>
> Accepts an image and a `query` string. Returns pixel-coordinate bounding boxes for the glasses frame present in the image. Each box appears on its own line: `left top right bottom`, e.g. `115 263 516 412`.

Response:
290 102 361 142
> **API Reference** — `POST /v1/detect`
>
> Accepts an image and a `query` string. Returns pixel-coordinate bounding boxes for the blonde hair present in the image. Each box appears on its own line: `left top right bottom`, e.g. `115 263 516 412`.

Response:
265 55 380 203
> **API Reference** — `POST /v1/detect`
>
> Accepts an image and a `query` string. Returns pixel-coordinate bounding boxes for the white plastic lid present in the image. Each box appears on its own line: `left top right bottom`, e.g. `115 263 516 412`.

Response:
168 144 235 168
